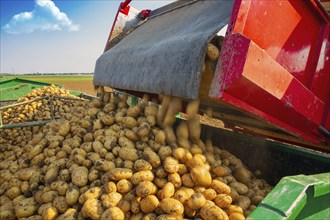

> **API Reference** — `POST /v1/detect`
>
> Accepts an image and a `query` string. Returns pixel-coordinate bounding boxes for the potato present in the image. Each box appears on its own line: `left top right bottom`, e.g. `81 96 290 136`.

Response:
163 157 179 174
200 204 228 220
214 194 232 208
102 192 122 208
142 148 161 168
103 168 133 181
17 168 35 181
119 147 139 161
6 186 21 200
187 193 206 210
117 199 131 212
103 181 116 194
56 208 78 220
42 191 59 203
160 198 184 215
202 188 217 200
94 159 115 172
227 205 244 215
154 177 168 188
229 212 245 220
137 123 150 138
80 187 102 204
53 196 69 213
158 182 175 199
82 199 104 219
168 173 182 189
123 117 138 129
117 179 133 194
140 195 159 213
101 115 115 126
100 207 125 220
130 197 141 213
134 159 152 172
182 174 196 188
118 137 135 149
212 180 231 194
131 170 154 185
206 43 220 61
229 182 249 195
156 214 178 220
237 196 251 210
155 130 166 145
71 166 89 187
164 126 176 144
142 213 158 220
144 105 158 117
186 99 200 120
59 120 70 137
188 119 201 142
66 185 80 206
213 165 231 177
136 181 157 197
173 189 189 204
190 166 212 187
127 106 141 118
184 203 196 217
15 197 37 218
158 146 172 161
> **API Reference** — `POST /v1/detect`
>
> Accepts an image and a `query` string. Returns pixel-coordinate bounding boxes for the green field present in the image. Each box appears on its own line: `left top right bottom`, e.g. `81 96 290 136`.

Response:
1 74 96 97
1 74 93 82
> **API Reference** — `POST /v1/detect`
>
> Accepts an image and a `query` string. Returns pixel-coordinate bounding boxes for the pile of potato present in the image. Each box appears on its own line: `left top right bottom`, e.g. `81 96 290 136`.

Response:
0 91 272 220
1 85 81 125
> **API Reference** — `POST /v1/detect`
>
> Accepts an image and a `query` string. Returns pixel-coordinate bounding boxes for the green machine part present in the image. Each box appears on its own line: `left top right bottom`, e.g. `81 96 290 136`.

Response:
0 77 63 101
248 173 330 219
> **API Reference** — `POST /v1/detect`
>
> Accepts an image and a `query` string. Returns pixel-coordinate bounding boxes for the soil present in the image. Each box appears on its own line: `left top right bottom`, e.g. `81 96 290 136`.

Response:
50 81 97 96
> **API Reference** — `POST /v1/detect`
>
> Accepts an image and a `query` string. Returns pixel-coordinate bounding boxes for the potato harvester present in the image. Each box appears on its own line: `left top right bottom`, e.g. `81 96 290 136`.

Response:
93 0 330 218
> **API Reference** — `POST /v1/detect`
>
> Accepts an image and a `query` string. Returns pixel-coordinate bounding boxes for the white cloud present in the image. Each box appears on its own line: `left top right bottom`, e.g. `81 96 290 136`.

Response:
2 0 80 34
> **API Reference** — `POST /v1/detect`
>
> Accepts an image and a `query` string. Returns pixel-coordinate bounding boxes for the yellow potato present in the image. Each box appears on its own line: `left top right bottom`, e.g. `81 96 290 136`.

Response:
103 168 133 181
100 207 125 220
206 43 220 61
229 182 249 195
71 167 89 187
190 166 212 187
163 157 179 174
142 148 161 168
80 187 102 204
134 159 153 172
214 194 233 208
53 196 69 214
187 193 206 210
168 173 182 189
140 195 159 213
160 198 184 215
82 199 104 220
174 189 189 204
119 147 139 161
200 204 229 220
158 182 175 199
212 180 231 194
65 185 80 206
117 179 133 194
130 170 154 185
136 181 157 197
102 192 122 208
202 188 217 200
15 197 37 218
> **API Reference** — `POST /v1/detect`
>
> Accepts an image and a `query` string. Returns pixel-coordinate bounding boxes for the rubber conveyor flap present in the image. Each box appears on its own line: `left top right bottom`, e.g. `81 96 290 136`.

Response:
94 0 234 99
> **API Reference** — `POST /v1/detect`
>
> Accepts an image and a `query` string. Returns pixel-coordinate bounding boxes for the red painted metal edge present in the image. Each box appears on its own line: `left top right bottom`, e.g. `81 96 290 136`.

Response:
211 33 328 145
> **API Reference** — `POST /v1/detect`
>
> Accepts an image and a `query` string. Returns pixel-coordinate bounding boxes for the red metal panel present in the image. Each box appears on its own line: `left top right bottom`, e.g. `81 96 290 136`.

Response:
212 33 326 144
211 0 330 144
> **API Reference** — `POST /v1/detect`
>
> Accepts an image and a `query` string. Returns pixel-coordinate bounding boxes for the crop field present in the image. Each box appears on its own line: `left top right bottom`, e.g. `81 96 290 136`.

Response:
1 74 97 95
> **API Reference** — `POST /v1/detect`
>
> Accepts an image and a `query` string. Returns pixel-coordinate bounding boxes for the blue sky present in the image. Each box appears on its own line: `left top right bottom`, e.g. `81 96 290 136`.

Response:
1 0 172 73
